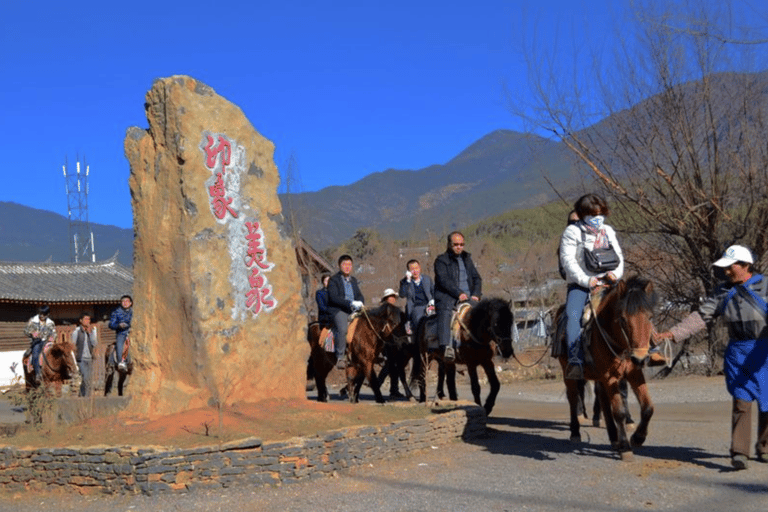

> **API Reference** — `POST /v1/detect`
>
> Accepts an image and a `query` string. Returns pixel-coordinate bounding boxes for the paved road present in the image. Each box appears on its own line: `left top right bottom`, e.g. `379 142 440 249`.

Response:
3 375 768 511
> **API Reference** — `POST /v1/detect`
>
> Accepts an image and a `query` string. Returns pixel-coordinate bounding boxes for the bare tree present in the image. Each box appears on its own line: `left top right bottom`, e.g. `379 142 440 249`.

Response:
512 0 768 370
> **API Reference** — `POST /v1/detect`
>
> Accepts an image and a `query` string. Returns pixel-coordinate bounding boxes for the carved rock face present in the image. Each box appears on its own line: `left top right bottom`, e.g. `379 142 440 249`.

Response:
124 76 306 417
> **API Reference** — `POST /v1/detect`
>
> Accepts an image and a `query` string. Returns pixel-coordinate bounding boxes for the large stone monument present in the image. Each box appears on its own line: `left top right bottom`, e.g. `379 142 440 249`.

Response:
123 76 306 417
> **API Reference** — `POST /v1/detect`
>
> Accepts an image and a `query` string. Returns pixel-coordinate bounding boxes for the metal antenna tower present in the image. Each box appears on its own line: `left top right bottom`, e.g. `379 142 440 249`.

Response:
63 157 96 263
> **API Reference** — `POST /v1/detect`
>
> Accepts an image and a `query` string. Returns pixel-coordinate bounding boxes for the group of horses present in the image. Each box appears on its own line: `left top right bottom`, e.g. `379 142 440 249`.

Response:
308 275 659 461
21 338 132 397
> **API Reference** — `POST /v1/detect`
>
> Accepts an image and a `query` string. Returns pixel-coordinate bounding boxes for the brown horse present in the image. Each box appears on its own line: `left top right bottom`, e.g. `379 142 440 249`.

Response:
307 303 406 403
346 303 407 403
414 298 515 415
22 341 79 396
555 276 657 460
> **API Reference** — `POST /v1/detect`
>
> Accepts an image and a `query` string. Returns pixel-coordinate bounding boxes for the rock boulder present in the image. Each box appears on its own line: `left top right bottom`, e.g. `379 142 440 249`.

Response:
123 76 306 417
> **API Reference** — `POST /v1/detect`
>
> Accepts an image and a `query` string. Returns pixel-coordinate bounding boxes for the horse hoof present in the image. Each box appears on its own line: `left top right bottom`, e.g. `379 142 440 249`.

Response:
620 451 634 462
611 441 620 451
569 435 582 443
630 434 646 447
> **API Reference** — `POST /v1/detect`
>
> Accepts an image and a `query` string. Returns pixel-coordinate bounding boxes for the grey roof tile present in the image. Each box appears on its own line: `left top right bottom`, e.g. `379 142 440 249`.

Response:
0 255 133 303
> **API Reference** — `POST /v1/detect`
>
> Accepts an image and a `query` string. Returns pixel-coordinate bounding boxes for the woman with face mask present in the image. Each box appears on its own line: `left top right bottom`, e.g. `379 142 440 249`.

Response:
559 194 624 380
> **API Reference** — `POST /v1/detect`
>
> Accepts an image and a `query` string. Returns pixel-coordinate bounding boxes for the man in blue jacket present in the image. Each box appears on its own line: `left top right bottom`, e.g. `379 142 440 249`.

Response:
327 255 365 369
434 232 482 362
109 295 133 372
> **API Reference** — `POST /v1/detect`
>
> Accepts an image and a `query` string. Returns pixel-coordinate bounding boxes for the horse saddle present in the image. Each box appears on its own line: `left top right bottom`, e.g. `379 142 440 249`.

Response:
551 304 595 366
423 316 439 350
451 303 472 344
320 327 335 353
25 342 55 374
346 314 360 344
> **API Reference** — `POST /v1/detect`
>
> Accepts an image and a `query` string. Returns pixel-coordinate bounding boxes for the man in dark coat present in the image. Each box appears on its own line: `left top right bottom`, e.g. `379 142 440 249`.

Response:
327 254 365 369
433 231 482 362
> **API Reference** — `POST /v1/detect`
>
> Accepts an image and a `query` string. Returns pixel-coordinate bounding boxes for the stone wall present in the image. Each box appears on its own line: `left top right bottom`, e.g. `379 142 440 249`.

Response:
0 405 484 495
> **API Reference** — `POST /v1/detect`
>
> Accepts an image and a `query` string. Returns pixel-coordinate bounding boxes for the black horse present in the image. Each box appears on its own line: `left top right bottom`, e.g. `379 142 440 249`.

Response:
414 298 515 415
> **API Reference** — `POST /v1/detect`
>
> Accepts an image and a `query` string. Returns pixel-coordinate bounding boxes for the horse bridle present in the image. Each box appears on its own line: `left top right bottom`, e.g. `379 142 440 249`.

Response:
360 307 399 345
455 312 513 349
588 300 635 360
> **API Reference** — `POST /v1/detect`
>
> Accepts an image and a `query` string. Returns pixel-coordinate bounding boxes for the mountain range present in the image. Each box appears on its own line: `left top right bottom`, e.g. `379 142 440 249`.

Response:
0 202 133 266
280 129 581 249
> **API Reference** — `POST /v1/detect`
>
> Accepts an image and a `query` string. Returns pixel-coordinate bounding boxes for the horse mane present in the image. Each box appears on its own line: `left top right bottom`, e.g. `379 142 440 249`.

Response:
367 303 403 325
468 298 512 333
618 275 658 316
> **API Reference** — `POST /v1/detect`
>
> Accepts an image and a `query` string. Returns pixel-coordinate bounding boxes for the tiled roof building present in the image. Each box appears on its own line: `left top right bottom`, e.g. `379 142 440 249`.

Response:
0 255 132 352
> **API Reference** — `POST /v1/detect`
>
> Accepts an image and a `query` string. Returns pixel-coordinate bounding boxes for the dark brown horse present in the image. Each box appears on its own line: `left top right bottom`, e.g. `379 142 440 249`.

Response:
104 337 133 396
555 276 657 460
306 322 338 402
22 341 79 396
414 298 515 415
346 303 407 403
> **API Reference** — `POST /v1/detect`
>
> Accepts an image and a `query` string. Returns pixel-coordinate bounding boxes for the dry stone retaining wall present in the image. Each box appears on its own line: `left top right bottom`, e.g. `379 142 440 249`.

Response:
0 405 484 495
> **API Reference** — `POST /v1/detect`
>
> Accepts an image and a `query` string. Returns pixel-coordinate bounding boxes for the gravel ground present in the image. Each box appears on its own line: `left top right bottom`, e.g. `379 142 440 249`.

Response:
2 375 767 512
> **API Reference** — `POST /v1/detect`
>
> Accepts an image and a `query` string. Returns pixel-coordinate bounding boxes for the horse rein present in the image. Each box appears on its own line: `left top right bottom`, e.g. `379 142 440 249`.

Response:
360 307 397 345
588 300 633 360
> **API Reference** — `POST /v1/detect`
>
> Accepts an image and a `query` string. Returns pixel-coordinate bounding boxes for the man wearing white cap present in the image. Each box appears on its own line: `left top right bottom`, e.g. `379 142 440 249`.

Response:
657 244 768 470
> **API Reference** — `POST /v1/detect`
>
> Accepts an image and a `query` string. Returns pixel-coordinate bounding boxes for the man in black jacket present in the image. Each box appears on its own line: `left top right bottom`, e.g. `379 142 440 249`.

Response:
434 231 482 362
327 254 365 369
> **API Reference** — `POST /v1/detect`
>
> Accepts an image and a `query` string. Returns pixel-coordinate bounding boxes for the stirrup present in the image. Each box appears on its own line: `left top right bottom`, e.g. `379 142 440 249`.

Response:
564 363 583 380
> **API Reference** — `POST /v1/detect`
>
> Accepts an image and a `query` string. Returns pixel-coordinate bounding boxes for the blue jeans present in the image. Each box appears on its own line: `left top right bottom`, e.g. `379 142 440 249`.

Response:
566 284 590 364
78 359 92 396
30 339 43 377
115 331 129 364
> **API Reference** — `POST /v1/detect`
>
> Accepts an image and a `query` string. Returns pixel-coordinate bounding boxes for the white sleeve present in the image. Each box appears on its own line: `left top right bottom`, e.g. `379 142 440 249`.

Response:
560 225 591 288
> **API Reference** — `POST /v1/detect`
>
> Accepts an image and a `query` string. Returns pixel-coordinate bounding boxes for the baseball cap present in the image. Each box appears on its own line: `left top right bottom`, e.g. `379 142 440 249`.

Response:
712 245 754 267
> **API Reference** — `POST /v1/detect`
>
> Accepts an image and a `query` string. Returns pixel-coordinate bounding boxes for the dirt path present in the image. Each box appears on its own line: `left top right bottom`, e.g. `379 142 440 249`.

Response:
3 375 767 511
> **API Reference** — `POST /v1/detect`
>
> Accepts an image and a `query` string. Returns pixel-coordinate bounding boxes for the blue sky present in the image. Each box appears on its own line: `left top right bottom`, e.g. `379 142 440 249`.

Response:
1 0 624 230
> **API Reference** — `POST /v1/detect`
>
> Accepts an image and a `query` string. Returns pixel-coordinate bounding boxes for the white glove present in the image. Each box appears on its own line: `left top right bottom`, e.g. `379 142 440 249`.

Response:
405 271 412 281
428 299 435 307
351 300 363 310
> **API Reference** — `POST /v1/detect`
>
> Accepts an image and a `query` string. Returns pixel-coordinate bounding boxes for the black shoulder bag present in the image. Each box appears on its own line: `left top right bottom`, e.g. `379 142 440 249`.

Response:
582 230 619 273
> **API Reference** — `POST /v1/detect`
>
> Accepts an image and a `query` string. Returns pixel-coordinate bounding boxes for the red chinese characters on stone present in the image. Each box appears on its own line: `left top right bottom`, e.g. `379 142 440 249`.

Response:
244 220 276 315
202 133 238 221
203 134 231 170
208 173 239 220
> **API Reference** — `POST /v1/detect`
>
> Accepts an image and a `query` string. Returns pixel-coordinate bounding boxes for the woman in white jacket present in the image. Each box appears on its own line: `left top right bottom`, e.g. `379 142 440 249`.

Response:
560 194 624 380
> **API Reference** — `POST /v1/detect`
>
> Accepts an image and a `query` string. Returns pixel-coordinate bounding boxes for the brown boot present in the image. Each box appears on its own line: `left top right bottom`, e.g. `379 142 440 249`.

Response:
648 352 667 367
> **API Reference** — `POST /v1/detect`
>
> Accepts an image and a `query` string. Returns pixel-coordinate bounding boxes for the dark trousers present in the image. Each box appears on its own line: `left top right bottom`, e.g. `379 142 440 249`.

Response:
78 359 93 397
731 398 768 458
437 306 453 349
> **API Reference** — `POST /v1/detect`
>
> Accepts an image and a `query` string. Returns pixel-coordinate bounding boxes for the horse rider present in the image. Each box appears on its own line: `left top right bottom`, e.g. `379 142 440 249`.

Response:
24 304 57 380
434 231 482 362
109 294 133 372
315 273 332 326
559 193 624 380
656 245 768 470
398 258 435 335
327 254 365 369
